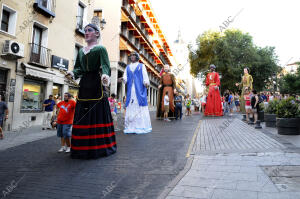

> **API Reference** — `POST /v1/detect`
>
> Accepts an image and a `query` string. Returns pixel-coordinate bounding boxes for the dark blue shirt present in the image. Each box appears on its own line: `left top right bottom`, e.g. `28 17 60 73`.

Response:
0 101 8 118
175 96 182 105
44 99 55 112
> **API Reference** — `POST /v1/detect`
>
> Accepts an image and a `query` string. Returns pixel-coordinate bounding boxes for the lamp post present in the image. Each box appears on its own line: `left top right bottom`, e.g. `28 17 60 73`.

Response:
100 18 107 30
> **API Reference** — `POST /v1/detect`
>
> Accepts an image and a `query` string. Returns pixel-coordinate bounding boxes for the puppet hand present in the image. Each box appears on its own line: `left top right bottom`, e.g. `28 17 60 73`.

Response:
101 74 110 87
66 71 74 79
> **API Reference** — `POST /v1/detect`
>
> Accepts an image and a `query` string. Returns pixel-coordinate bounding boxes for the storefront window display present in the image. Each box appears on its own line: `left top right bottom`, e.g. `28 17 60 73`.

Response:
52 84 62 97
68 87 78 99
21 80 44 110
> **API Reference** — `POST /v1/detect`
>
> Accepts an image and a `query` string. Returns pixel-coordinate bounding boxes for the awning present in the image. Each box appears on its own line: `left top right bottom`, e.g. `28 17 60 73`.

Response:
22 63 56 81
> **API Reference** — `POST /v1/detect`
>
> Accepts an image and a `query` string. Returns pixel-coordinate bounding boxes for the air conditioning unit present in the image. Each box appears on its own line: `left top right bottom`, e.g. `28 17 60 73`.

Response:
2 40 25 59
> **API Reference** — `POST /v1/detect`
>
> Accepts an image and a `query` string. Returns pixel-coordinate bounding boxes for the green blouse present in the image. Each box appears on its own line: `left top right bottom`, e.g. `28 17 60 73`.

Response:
72 45 110 79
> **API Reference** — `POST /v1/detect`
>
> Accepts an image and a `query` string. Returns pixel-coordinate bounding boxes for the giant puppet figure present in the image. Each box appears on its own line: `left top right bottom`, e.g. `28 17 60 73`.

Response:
122 51 152 134
67 19 116 159
235 67 253 113
156 64 176 118
204 64 223 116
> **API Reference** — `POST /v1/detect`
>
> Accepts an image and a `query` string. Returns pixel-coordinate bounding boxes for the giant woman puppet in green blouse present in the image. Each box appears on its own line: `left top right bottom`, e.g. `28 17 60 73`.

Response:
236 67 253 113
66 20 116 159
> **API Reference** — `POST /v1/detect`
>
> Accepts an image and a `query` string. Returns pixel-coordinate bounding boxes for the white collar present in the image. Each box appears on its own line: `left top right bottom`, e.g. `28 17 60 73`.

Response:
82 44 100 55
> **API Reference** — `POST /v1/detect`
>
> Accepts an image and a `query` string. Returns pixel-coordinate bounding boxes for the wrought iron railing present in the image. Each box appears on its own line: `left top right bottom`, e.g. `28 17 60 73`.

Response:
29 43 51 67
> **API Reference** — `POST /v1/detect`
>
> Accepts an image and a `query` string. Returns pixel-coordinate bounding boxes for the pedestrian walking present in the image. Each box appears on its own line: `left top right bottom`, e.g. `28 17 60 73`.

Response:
228 91 234 116
174 92 183 120
66 21 117 159
56 93 76 153
185 94 192 116
200 94 206 113
108 93 119 131
122 96 126 117
0 95 8 139
42 95 56 130
164 91 171 121
223 90 230 115
234 93 240 112
244 89 252 123
194 98 200 112
251 90 259 124
121 51 152 134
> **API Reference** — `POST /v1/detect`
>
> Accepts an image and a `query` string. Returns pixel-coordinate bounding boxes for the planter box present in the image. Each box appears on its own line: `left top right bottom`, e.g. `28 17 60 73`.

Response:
264 114 276 127
258 111 264 122
276 118 300 135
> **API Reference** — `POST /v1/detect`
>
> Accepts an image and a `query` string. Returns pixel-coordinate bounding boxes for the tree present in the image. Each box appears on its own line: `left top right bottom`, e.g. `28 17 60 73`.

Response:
189 29 280 93
279 65 300 95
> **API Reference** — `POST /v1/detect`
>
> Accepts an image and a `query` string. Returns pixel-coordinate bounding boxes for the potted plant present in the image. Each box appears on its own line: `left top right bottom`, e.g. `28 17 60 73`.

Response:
264 100 279 127
276 97 300 135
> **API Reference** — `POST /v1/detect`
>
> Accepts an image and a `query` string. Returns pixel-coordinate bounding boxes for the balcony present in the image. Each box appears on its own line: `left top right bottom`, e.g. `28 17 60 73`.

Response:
33 0 56 18
28 43 51 67
75 17 85 36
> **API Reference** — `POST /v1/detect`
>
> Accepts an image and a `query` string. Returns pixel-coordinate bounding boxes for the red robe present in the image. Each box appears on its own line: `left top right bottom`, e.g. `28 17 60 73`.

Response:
204 72 223 116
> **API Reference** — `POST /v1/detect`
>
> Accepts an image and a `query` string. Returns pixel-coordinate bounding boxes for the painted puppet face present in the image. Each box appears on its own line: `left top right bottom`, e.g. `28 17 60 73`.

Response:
84 26 99 43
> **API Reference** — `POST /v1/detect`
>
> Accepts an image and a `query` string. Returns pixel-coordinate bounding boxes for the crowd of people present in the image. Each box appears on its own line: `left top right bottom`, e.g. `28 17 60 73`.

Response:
1 18 299 161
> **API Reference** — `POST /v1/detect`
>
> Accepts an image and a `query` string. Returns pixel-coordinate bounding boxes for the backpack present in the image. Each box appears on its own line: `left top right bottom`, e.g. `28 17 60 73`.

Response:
258 95 264 104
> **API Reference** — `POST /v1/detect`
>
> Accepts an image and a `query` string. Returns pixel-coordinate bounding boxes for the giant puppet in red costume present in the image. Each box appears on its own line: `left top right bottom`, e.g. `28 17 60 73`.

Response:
204 64 223 116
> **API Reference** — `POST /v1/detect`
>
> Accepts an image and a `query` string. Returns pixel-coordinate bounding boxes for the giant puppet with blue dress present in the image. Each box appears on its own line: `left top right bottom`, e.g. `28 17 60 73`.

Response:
122 52 152 134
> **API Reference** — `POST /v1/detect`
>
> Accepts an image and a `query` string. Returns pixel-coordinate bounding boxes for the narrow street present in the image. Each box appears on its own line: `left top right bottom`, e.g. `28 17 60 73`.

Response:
0 112 201 199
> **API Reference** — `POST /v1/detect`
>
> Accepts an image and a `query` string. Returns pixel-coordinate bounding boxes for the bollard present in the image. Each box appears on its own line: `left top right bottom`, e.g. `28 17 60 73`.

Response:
248 116 254 125
242 114 246 121
255 120 262 129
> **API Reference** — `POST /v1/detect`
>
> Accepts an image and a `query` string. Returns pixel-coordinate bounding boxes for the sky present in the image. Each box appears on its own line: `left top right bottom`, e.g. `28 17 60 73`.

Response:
150 0 300 66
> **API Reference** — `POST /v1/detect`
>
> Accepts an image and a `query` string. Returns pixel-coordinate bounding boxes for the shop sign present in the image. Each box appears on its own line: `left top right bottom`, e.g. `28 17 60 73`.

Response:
51 55 69 71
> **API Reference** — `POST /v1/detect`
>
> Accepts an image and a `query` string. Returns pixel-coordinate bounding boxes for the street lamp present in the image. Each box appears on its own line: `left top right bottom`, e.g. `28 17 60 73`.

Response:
100 18 107 30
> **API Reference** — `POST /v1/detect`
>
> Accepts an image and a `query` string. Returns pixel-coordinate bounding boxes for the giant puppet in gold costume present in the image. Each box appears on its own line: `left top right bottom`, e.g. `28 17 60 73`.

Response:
236 67 253 113
156 64 176 118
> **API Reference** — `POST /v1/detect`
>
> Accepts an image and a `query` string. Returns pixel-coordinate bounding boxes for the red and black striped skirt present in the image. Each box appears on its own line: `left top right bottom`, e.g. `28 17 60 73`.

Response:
71 72 117 159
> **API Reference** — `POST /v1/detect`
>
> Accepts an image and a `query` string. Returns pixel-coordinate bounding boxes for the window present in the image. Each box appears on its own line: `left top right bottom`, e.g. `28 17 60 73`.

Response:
21 80 44 110
0 5 17 35
33 0 55 17
29 23 50 67
73 44 82 66
41 0 48 8
77 3 84 30
94 9 103 19
1 10 9 32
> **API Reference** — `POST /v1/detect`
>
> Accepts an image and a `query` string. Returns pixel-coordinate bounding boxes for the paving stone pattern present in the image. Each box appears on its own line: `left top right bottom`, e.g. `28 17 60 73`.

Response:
193 117 285 153
167 152 300 199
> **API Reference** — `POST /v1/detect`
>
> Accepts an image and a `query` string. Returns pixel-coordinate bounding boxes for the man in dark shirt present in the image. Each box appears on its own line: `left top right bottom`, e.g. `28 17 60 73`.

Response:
224 90 230 115
42 95 55 130
0 95 8 139
174 92 183 120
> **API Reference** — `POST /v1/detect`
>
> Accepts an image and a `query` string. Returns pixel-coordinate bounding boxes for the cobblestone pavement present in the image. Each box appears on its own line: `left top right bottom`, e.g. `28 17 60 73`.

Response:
0 126 56 151
165 115 300 199
193 117 284 154
0 112 201 199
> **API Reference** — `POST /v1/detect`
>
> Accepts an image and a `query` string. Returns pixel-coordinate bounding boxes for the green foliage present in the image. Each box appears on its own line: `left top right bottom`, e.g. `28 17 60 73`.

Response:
265 99 280 114
279 67 300 95
276 97 300 118
259 103 265 112
189 29 280 93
